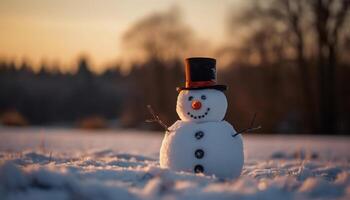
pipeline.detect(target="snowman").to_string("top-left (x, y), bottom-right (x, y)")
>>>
top-left (159, 57), bottom-right (244, 179)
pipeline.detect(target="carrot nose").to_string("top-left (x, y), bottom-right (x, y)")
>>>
top-left (191, 100), bottom-right (202, 110)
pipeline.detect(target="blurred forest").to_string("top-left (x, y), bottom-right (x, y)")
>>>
top-left (0, 0), bottom-right (349, 134)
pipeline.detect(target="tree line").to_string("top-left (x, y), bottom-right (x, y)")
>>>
top-left (0, 0), bottom-right (349, 133)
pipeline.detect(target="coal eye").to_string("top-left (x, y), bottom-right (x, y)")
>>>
top-left (188, 96), bottom-right (193, 101)
top-left (201, 95), bottom-right (206, 100)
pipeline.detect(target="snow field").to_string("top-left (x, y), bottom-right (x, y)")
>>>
top-left (0, 128), bottom-right (349, 200)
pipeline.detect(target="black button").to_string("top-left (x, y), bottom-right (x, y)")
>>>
top-left (195, 131), bottom-right (204, 139)
top-left (194, 165), bottom-right (204, 173)
top-left (195, 149), bottom-right (204, 159)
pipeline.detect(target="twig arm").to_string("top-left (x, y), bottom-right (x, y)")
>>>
top-left (145, 105), bottom-right (170, 132)
top-left (232, 113), bottom-right (261, 137)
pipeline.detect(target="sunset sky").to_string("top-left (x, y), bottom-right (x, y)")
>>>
top-left (0, 0), bottom-right (244, 72)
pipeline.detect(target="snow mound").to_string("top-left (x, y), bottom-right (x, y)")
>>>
top-left (0, 150), bottom-right (349, 200)
top-left (0, 129), bottom-right (349, 200)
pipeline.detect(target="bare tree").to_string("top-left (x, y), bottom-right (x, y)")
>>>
top-left (226, 0), bottom-right (315, 131)
top-left (226, 0), bottom-right (349, 132)
top-left (121, 6), bottom-right (194, 63)
top-left (119, 7), bottom-right (195, 128)
top-left (309, 0), bottom-right (349, 132)
top-left (265, 0), bottom-right (316, 131)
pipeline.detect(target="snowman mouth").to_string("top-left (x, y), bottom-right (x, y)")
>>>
top-left (187, 108), bottom-right (210, 119)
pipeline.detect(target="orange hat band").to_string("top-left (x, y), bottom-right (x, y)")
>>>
top-left (186, 80), bottom-right (216, 88)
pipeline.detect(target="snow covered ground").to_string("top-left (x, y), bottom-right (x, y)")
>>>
top-left (0, 127), bottom-right (349, 200)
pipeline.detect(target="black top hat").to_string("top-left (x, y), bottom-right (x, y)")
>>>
top-left (176, 57), bottom-right (227, 92)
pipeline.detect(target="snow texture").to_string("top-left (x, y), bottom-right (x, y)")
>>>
top-left (0, 127), bottom-right (349, 200)
top-left (160, 120), bottom-right (243, 178)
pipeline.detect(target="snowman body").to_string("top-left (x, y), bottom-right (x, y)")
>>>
top-left (159, 89), bottom-right (244, 178)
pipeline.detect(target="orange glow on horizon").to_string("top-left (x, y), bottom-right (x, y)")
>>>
top-left (0, 0), bottom-right (244, 73)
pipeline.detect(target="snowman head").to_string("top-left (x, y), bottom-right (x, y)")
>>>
top-left (176, 89), bottom-right (228, 122)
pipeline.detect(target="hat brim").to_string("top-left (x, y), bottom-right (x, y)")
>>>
top-left (176, 85), bottom-right (227, 92)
